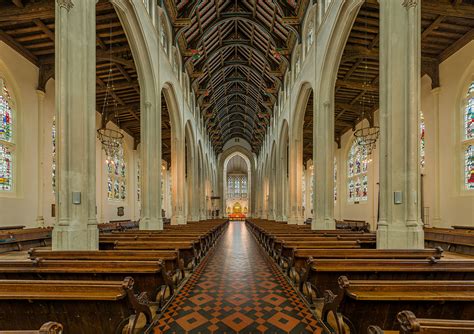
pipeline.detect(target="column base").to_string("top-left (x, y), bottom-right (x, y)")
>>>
top-left (36, 216), bottom-right (45, 227)
top-left (171, 215), bottom-right (186, 225)
top-left (140, 217), bottom-right (164, 230)
top-left (312, 218), bottom-right (336, 230)
top-left (376, 220), bottom-right (424, 249)
top-left (52, 220), bottom-right (98, 250)
top-left (431, 217), bottom-right (442, 228)
top-left (288, 216), bottom-right (304, 225)
top-left (189, 215), bottom-right (201, 222)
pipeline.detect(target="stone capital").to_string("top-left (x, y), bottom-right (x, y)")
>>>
top-left (402, 0), bottom-right (417, 8)
top-left (57, 0), bottom-right (74, 11)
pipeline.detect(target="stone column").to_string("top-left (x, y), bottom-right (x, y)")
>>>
top-left (190, 155), bottom-right (200, 221)
top-left (431, 88), bottom-right (442, 226)
top-left (313, 101), bottom-right (336, 230)
top-left (377, 0), bottom-right (424, 248)
top-left (288, 137), bottom-right (304, 224)
top-left (35, 90), bottom-right (45, 227)
top-left (274, 154), bottom-right (284, 221)
top-left (199, 162), bottom-right (207, 221)
top-left (171, 137), bottom-right (186, 225)
top-left (53, 0), bottom-right (98, 249)
top-left (140, 97), bottom-right (163, 230)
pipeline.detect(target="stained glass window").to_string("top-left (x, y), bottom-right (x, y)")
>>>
top-left (463, 82), bottom-right (474, 190)
top-left (137, 159), bottom-right (141, 202)
top-left (106, 148), bottom-right (126, 200)
top-left (306, 24), bottom-right (314, 53)
top-left (420, 111), bottom-right (425, 169)
top-left (348, 140), bottom-right (368, 202)
top-left (334, 157), bottom-right (337, 202)
top-left (227, 175), bottom-right (247, 199)
top-left (465, 82), bottom-right (473, 140)
top-left (0, 144), bottom-right (12, 191)
top-left (160, 20), bottom-right (168, 55)
top-left (301, 171), bottom-right (306, 210)
top-left (52, 117), bottom-right (56, 193)
top-left (465, 145), bottom-right (473, 190)
top-left (0, 77), bottom-right (14, 192)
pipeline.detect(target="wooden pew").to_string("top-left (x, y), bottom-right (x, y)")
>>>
top-left (424, 227), bottom-right (474, 256)
top-left (286, 248), bottom-right (444, 283)
top-left (322, 277), bottom-right (474, 334)
top-left (28, 248), bottom-right (185, 285)
top-left (0, 278), bottom-right (153, 334)
top-left (0, 322), bottom-right (63, 334)
top-left (0, 259), bottom-right (174, 306)
top-left (368, 310), bottom-right (474, 334)
top-left (103, 240), bottom-right (199, 269)
top-left (0, 226), bottom-right (25, 231)
top-left (0, 228), bottom-right (52, 253)
top-left (337, 219), bottom-right (370, 232)
top-left (300, 258), bottom-right (474, 307)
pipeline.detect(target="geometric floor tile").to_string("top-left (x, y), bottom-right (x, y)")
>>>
top-left (154, 221), bottom-right (325, 334)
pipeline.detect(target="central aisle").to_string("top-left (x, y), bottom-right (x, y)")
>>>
top-left (155, 221), bottom-right (323, 333)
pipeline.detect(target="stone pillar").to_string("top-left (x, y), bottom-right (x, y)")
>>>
top-left (274, 154), bottom-right (284, 221)
top-left (35, 90), bottom-right (45, 227)
top-left (189, 155), bottom-right (200, 221)
top-left (313, 101), bottom-right (336, 230)
top-left (171, 137), bottom-right (186, 225)
top-left (140, 97), bottom-right (163, 230)
top-left (53, 0), bottom-right (98, 249)
top-left (377, 0), bottom-right (424, 248)
top-left (431, 88), bottom-right (442, 226)
top-left (288, 137), bottom-right (304, 224)
top-left (199, 162), bottom-right (207, 221)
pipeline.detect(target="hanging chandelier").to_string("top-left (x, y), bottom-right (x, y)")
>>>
top-left (97, 22), bottom-right (124, 158)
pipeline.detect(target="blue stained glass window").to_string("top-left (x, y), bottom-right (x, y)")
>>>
top-left (0, 77), bottom-right (14, 192)
top-left (463, 82), bottom-right (474, 190)
top-left (348, 140), bottom-right (369, 202)
top-left (106, 148), bottom-right (126, 200)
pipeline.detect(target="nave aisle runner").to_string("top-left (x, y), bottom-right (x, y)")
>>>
top-left (154, 221), bottom-right (323, 333)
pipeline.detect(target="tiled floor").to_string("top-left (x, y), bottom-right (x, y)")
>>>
top-left (154, 221), bottom-right (323, 334)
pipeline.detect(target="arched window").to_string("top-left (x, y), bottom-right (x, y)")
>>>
top-left (0, 77), bottom-right (15, 192)
top-left (227, 175), bottom-right (247, 199)
top-left (160, 19), bottom-right (169, 56)
top-left (137, 159), bottom-right (141, 202)
top-left (306, 23), bottom-right (314, 54)
top-left (106, 148), bottom-right (126, 201)
top-left (420, 111), bottom-right (425, 170)
top-left (294, 49), bottom-right (301, 77)
top-left (347, 141), bottom-right (368, 202)
top-left (334, 157), bottom-right (337, 202)
top-left (463, 81), bottom-right (474, 190)
top-left (52, 116), bottom-right (56, 193)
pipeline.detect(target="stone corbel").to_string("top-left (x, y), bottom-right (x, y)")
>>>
top-left (37, 63), bottom-right (54, 93)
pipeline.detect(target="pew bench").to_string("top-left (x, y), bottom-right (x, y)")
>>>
top-left (0, 228), bottom-right (52, 253)
top-left (300, 258), bottom-right (474, 307)
top-left (322, 277), bottom-right (474, 334)
top-left (0, 278), bottom-right (154, 334)
top-left (103, 240), bottom-right (199, 269)
top-left (0, 259), bottom-right (174, 307)
top-left (286, 248), bottom-right (444, 283)
top-left (368, 310), bottom-right (474, 334)
top-left (0, 322), bottom-right (63, 334)
top-left (27, 248), bottom-right (185, 285)
top-left (424, 227), bottom-right (474, 256)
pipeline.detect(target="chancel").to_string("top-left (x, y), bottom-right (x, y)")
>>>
top-left (0, 0), bottom-right (473, 333)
